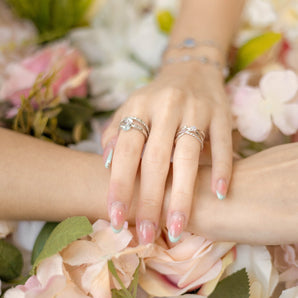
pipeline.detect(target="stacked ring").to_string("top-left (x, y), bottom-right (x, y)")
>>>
top-left (119, 116), bottom-right (150, 139)
top-left (175, 126), bottom-right (205, 150)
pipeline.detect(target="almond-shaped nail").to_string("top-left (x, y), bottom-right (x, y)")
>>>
top-left (168, 212), bottom-right (185, 243)
top-left (110, 201), bottom-right (126, 233)
top-left (216, 178), bottom-right (227, 200)
top-left (104, 148), bottom-right (113, 169)
top-left (138, 220), bottom-right (155, 244)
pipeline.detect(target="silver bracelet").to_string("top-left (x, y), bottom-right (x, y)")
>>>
top-left (167, 38), bottom-right (222, 51)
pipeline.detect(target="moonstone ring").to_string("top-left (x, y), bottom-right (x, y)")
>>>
top-left (175, 126), bottom-right (205, 150)
top-left (119, 116), bottom-right (149, 139)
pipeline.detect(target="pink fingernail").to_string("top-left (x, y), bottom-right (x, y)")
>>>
top-left (110, 201), bottom-right (126, 233)
top-left (168, 212), bottom-right (185, 243)
top-left (216, 178), bottom-right (227, 200)
top-left (138, 220), bottom-right (155, 244)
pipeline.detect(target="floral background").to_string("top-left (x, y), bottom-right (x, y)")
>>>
top-left (0, 0), bottom-right (297, 297)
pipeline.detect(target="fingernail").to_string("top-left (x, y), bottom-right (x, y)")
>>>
top-left (138, 220), bottom-right (155, 244)
top-left (216, 178), bottom-right (227, 200)
top-left (104, 148), bottom-right (113, 169)
top-left (168, 212), bottom-right (185, 243)
top-left (110, 201), bottom-right (126, 233)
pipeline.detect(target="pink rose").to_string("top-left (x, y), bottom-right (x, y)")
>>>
top-left (4, 254), bottom-right (88, 298)
top-left (271, 244), bottom-right (298, 289)
top-left (139, 229), bottom-right (236, 297)
top-left (0, 42), bottom-right (89, 107)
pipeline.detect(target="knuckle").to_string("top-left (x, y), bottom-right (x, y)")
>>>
top-left (172, 189), bottom-right (193, 202)
top-left (140, 196), bottom-right (162, 210)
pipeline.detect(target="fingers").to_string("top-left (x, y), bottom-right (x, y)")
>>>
top-left (107, 114), bottom-right (149, 233)
top-left (137, 116), bottom-right (178, 244)
top-left (167, 114), bottom-right (208, 243)
top-left (210, 108), bottom-right (233, 200)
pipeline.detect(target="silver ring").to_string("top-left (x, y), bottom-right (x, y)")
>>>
top-left (175, 126), bottom-right (205, 150)
top-left (119, 116), bottom-right (149, 139)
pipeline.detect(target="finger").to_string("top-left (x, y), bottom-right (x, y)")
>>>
top-left (108, 116), bottom-right (148, 233)
top-left (168, 120), bottom-right (207, 243)
top-left (210, 109), bottom-right (233, 200)
top-left (137, 116), bottom-right (178, 244)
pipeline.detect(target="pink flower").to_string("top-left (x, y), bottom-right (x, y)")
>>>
top-left (138, 229), bottom-right (236, 297)
top-left (4, 254), bottom-right (88, 298)
top-left (0, 42), bottom-right (89, 107)
top-left (271, 244), bottom-right (298, 289)
top-left (61, 220), bottom-right (148, 298)
top-left (230, 70), bottom-right (298, 142)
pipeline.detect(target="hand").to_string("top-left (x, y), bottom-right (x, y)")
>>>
top-left (101, 62), bottom-right (233, 244)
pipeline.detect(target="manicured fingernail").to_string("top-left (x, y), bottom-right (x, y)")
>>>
top-left (168, 212), bottom-right (185, 243)
top-left (216, 178), bottom-right (227, 200)
top-left (104, 148), bottom-right (113, 169)
top-left (138, 220), bottom-right (155, 244)
top-left (110, 201), bottom-right (126, 233)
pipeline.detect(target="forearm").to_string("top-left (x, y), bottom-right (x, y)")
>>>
top-left (166, 0), bottom-right (246, 58)
top-left (1, 128), bottom-right (297, 244)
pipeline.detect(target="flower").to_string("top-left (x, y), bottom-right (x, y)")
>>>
top-left (0, 42), bottom-right (89, 107)
top-left (224, 245), bottom-right (279, 298)
top-left (271, 244), bottom-right (298, 289)
top-left (139, 229), bottom-right (235, 297)
top-left (0, 220), bottom-right (16, 238)
top-left (279, 286), bottom-right (298, 298)
top-left (4, 254), bottom-right (88, 298)
top-left (61, 219), bottom-right (148, 298)
top-left (230, 70), bottom-right (298, 142)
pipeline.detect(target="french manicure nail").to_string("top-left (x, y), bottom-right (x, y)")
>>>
top-left (138, 220), bottom-right (155, 244)
top-left (216, 178), bottom-right (227, 200)
top-left (110, 201), bottom-right (126, 233)
top-left (168, 212), bottom-right (185, 243)
top-left (104, 148), bottom-right (113, 169)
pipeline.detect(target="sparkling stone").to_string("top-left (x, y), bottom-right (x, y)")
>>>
top-left (183, 38), bottom-right (196, 48)
top-left (121, 118), bottom-right (133, 131)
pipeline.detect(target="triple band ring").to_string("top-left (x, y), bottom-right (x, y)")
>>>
top-left (175, 126), bottom-right (205, 150)
top-left (119, 116), bottom-right (150, 139)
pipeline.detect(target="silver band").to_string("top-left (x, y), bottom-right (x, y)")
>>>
top-left (119, 117), bottom-right (149, 139)
top-left (175, 126), bottom-right (205, 150)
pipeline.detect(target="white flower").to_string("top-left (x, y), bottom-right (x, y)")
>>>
top-left (89, 58), bottom-right (150, 110)
top-left (224, 245), bottom-right (279, 298)
top-left (0, 220), bottom-right (16, 238)
top-left (279, 286), bottom-right (298, 298)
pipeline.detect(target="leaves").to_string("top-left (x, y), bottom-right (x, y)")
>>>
top-left (109, 260), bottom-right (140, 298)
top-left (6, 0), bottom-right (95, 42)
top-left (31, 222), bottom-right (59, 265)
top-left (0, 239), bottom-right (23, 282)
top-left (31, 216), bottom-right (92, 274)
top-left (232, 32), bottom-right (282, 74)
top-left (209, 268), bottom-right (250, 298)
top-left (156, 10), bottom-right (175, 34)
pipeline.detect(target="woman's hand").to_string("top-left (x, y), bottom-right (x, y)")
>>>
top-left (101, 62), bottom-right (233, 244)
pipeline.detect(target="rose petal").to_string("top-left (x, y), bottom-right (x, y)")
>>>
top-left (279, 286), bottom-right (298, 298)
top-left (260, 70), bottom-right (298, 103)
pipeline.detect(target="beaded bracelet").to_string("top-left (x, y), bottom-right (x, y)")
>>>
top-left (166, 38), bottom-right (222, 51)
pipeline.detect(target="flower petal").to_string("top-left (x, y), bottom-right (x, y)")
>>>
top-left (260, 70), bottom-right (298, 103)
top-left (272, 103), bottom-right (298, 135)
top-left (279, 286), bottom-right (298, 298)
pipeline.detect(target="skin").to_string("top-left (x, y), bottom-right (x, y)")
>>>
top-left (102, 0), bottom-right (246, 244)
top-left (1, 128), bottom-right (297, 245)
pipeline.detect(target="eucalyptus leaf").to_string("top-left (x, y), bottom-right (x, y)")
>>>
top-left (31, 222), bottom-right (59, 265)
top-left (233, 32), bottom-right (282, 74)
top-left (209, 268), bottom-right (250, 298)
top-left (0, 239), bottom-right (23, 282)
top-left (31, 216), bottom-right (92, 274)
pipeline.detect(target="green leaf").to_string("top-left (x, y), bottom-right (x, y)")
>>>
top-left (209, 268), bottom-right (250, 298)
top-left (0, 239), bottom-right (23, 282)
top-left (31, 216), bottom-right (92, 274)
top-left (58, 98), bottom-right (94, 129)
top-left (233, 32), bottom-right (282, 74)
top-left (156, 10), bottom-right (174, 34)
top-left (31, 222), bottom-right (59, 265)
